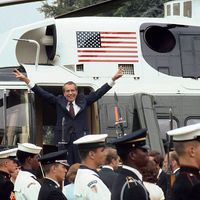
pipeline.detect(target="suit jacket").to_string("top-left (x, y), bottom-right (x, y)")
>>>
top-left (98, 167), bottom-right (118, 191)
top-left (38, 178), bottom-right (67, 200)
top-left (31, 83), bottom-right (112, 144)
top-left (111, 167), bottom-right (150, 200)
top-left (157, 170), bottom-right (168, 199)
top-left (171, 166), bottom-right (200, 200)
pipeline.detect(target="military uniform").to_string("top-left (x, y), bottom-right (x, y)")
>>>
top-left (110, 129), bottom-right (150, 200)
top-left (111, 165), bottom-right (149, 200)
top-left (14, 169), bottom-right (41, 200)
top-left (38, 178), bottom-right (67, 200)
top-left (0, 170), bottom-right (14, 200)
top-left (171, 166), bottom-right (200, 200)
top-left (74, 165), bottom-right (111, 200)
top-left (14, 143), bottom-right (42, 200)
top-left (38, 150), bottom-right (69, 200)
top-left (167, 123), bottom-right (200, 200)
top-left (0, 148), bottom-right (18, 200)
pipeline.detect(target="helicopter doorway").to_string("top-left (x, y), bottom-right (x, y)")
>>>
top-left (34, 85), bottom-right (99, 146)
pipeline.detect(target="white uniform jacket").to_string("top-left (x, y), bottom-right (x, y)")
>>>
top-left (14, 170), bottom-right (41, 200)
top-left (74, 167), bottom-right (111, 200)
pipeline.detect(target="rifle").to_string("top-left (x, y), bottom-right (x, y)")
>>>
top-left (114, 92), bottom-right (126, 137)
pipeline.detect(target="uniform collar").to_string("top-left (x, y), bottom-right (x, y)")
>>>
top-left (180, 166), bottom-right (200, 175)
top-left (45, 177), bottom-right (60, 187)
top-left (122, 165), bottom-right (143, 180)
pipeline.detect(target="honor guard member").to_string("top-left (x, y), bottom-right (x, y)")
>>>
top-left (73, 134), bottom-right (111, 200)
top-left (14, 143), bottom-right (42, 200)
top-left (0, 148), bottom-right (18, 200)
top-left (38, 150), bottom-right (69, 200)
top-left (167, 123), bottom-right (200, 200)
top-left (111, 129), bottom-right (150, 200)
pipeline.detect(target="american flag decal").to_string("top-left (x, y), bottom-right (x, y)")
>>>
top-left (76, 31), bottom-right (138, 63)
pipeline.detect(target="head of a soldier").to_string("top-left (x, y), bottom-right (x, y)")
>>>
top-left (112, 129), bottom-right (149, 170)
top-left (167, 123), bottom-right (200, 169)
top-left (16, 143), bottom-right (42, 170)
top-left (0, 148), bottom-right (18, 174)
top-left (63, 81), bottom-right (78, 103)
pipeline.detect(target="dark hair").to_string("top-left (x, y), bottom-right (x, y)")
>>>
top-left (62, 81), bottom-right (78, 92)
top-left (140, 160), bottom-right (158, 183)
top-left (104, 148), bottom-right (118, 165)
top-left (16, 150), bottom-right (35, 165)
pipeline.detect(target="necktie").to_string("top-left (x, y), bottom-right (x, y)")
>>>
top-left (69, 102), bottom-right (75, 118)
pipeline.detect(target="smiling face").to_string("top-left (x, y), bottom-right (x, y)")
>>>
top-left (63, 82), bottom-right (78, 102)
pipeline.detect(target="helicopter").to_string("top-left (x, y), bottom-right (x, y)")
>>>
top-left (0, 0), bottom-right (200, 154)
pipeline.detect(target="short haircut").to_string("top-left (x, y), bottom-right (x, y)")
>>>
top-left (62, 81), bottom-right (78, 92)
top-left (170, 151), bottom-right (180, 166)
top-left (174, 141), bottom-right (200, 157)
top-left (42, 163), bottom-right (59, 174)
top-left (78, 148), bottom-right (98, 160)
top-left (104, 148), bottom-right (118, 165)
top-left (149, 150), bottom-right (164, 168)
top-left (16, 150), bottom-right (36, 165)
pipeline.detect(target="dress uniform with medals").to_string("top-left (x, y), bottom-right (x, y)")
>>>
top-left (38, 150), bottom-right (69, 200)
top-left (167, 123), bottom-right (200, 200)
top-left (0, 148), bottom-right (18, 200)
top-left (111, 129), bottom-right (150, 200)
top-left (14, 143), bottom-right (42, 200)
top-left (73, 134), bottom-right (111, 200)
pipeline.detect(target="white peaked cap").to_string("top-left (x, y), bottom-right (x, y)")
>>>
top-left (18, 143), bottom-right (42, 154)
top-left (167, 123), bottom-right (200, 142)
top-left (0, 148), bottom-right (18, 159)
top-left (73, 134), bottom-right (108, 145)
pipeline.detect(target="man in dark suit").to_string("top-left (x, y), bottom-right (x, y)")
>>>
top-left (38, 150), bottom-right (69, 200)
top-left (98, 147), bottom-right (120, 191)
top-left (14, 67), bottom-right (124, 165)
top-left (111, 129), bottom-right (150, 200)
top-left (167, 123), bottom-right (200, 200)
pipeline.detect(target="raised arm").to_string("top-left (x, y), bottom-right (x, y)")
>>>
top-left (13, 69), bottom-right (30, 85)
top-left (112, 66), bottom-right (124, 81)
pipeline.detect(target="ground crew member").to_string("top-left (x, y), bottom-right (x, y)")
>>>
top-left (73, 134), bottom-right (111, 200)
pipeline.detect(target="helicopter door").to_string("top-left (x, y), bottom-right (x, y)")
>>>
top-left (179, 34), bottom-right (200, 78)
top-left (128, 93), bottom-right (165, 154)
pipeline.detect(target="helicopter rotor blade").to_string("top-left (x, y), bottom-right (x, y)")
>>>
top-left (0, 0), bottom-right (42, 7)
top-left (56, 0), bottom-right (129, 18)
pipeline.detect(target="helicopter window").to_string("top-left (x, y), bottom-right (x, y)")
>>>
top-left (144, 26), bottom-right (176, 53)
top-left (157, 118), bottom-right (178, 140)
top-left (0, 89), bottom-right (29, 146)
top-left (185, 117), bottom-right (200, 126)
top-left (166, 4), bottom-right (171, 16)
top-left (0, 67), bottom-right (26, 81)
top-left (184, 1), bottom-right (192, 18)
top-left (118, 64), bottom-right (134, 75)
top-left (76, 64), bottom-right (84, 72)
top-left (173, 3), bottom-right (180, 16)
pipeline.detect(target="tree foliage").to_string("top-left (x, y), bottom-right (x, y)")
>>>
top-left (39, 0), bottom-right (170, 18)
